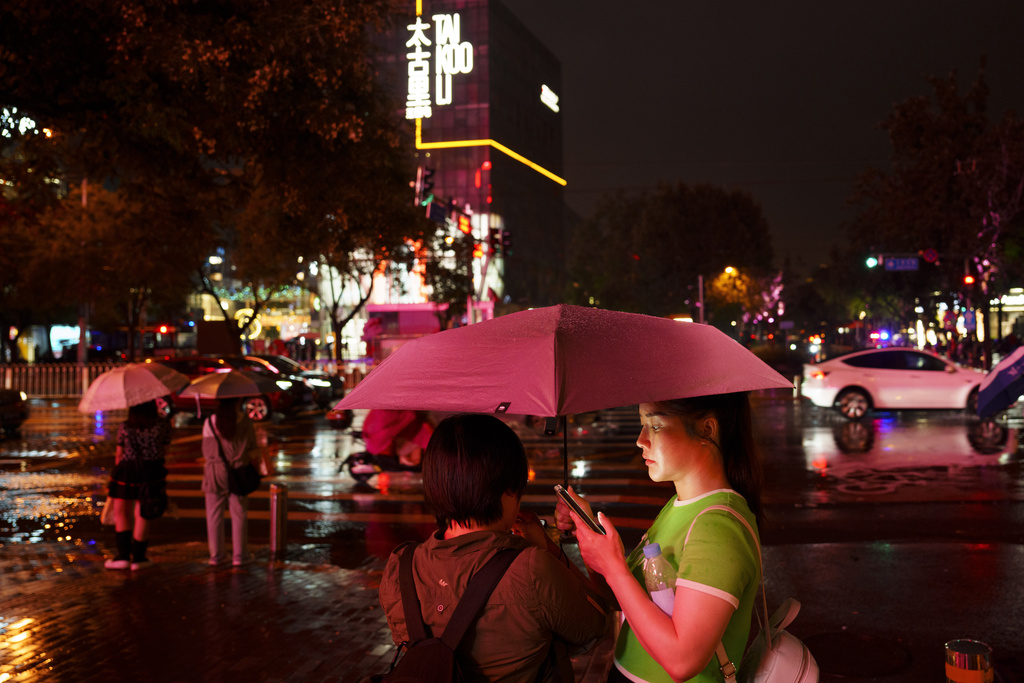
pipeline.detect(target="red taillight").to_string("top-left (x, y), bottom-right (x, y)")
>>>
top-left (808, 368), bottom-right (828, 380)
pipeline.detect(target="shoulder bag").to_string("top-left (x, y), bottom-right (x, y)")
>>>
top-left (210, 418), bottom-right (262, 496)
top-left (687, 505), bottom-right (819, 683)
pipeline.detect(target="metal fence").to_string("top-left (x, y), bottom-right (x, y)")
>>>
top-left (1, 361), bottom-right (373, 398)
top-left (1, 363), bottom-right (124, 398)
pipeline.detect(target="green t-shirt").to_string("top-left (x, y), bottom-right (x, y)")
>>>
top-left (613, 489), bottom-right (760, 683)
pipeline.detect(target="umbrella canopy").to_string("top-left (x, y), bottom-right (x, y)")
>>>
top-left (336, 304), bottom-right (793, 416)
top-left (78, 362), bottom-right (189, 413)
top-left (977, 346), bottom-right (1024, 418)
top-left (180, 370), bottom-right (281, 400)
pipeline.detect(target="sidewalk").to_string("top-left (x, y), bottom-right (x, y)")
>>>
top-left (0, 539), bottom-right (613, 683)
top-left (2, 539), bottom-right (1021, 682)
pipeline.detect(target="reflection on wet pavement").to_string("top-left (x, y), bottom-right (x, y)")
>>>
top-left (758, 399), bottom-right (1024, 504)
top-left (0, 472), bottom-right (107, 543)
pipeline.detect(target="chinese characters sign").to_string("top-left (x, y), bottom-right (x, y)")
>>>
top-left (405, 13), bottom-right (474, 119)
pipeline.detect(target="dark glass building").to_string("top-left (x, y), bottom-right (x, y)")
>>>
top-left (380, 0), bottom-right (566, 307)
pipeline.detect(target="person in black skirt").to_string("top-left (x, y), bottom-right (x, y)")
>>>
top-left (104, 399), bottom-right (170, 571)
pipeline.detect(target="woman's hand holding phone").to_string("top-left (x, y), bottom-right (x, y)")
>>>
top-left (554, 485), bottom-right (605, 534)
top-left (553, 484), bottom-right (589, 532)
top-left (554, 485), bottom-right (625, 580)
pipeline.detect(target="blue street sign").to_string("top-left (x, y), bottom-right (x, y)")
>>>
top-left (884, 257), bottom-right (919, 271)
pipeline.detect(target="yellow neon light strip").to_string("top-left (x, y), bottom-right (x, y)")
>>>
top-left (415, 118), bottom-right (566, 186)
top-left (415, 0), bottom-right (422, 16)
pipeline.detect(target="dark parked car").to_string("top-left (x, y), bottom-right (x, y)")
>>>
top-left (0, 389), bottom-right (29, 436)
top-left (246, 355), bottom-right (345, 408)
top-left (152, 355), bottom-right (313, 422)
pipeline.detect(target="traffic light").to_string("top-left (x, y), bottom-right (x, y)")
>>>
top-left (488, 227), bottom-right (500, 254)
top-left (500, 230), bottom-right (512, 255)
top-left (420, 167), bottom-right (435, 206)
top-left (963, 274), bottom-right (976, 285)
top-left (865, 256), bottom-right (879, 268)
top-left (413, 167), bottom-right (423, 206)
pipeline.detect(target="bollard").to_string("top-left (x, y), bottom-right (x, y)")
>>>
top-left (945, 639), bottom-right (993, 683)
top-left (792, 374), bottom-right (802, 400)
top-left (269, 483), bottom-right (288, 560)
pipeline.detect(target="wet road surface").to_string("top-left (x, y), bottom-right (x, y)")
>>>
top-left (3, 392), bottom-right (1024, 552)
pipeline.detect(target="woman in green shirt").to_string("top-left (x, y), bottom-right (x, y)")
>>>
top-left (556, 392), bottom-right (763, 683)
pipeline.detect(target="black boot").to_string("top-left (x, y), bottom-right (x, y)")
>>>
top-left (105, 531), bottom-right (132, 569)
top-left (130, 538), bottom-right (150, 571)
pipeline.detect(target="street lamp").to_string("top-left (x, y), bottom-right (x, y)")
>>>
top-left (698, 275), bottom-right (704, 324)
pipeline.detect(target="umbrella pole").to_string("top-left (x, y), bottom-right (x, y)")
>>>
top-left (562, 416), bottom-right (568, 488)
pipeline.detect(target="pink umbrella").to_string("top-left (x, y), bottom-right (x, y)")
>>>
top-left (336, 304), bottom-right (792, 417)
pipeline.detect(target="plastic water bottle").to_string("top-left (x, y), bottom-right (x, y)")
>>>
top-left (642, 543), bottom-right (675, 616)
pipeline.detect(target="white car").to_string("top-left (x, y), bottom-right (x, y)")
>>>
top-left (801, 348), bottom-right (986, 419)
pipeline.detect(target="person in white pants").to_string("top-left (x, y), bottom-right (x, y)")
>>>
top-left (201, 397), bottom-right (264, 567)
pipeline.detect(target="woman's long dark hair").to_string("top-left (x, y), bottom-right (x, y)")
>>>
top-left (214, 398), bottom-right (241, 440)
top-left (659, 392), bottom-right (765, 529)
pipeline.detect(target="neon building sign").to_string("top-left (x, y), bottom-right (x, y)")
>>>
top-left (405, 2), bottom-right (565, 187)
top-left (405, 13), bottom-right (474, 118)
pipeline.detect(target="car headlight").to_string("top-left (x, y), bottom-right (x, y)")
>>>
top-left (307, 379), bottom-right (331, 387)
top-left (19, 391), bottom-right (28, 401)
top-left (276, 380), bottom-right (293, 390)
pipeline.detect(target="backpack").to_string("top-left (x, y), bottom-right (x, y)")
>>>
top-left (692, 505), bottom-right (819, 683)
top-left (369, 542), bottom-right (523, 683)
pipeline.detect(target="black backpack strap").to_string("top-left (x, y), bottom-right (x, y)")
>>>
top-left (438, 547), bottom-right (523, 650)
top-left (396, 542), bottom-right (429, 642)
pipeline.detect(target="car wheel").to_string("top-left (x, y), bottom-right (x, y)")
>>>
top-left (837, 389), bottom-right (870, 420)
top-left (967, 419), bottom-right (1006, 454)
top-left (833, 420), bottom-right (874, 453)
top-left (243, 396), bottom-right (272, 422)
top-left (966, 388), bottom-right (980, 416)
top-left (155, 395), bottom-right (174, 419)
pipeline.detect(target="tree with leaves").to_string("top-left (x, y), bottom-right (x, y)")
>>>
top-left (566, 183), bottom-right (776, 323)
top-left (850, 67), bottom-right (1024, 332)
top-left (1, 0), bottom-right (424, 355)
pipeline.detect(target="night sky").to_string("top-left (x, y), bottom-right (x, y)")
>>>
top-left (505, 1), bottom-right (1024, 269)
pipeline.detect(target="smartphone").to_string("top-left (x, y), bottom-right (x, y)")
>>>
top-left (554, 484), bottom-right (606, 535)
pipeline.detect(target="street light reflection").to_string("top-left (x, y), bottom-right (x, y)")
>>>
top-left (0, 617), bottom-right (35, 662)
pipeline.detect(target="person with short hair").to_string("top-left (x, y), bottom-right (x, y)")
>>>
top-left (379, 413), bottom-right (608, 683)
top-left (557, 393), bottom-right (763, 683)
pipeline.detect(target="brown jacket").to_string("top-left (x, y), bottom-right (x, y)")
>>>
top-left (379, 530), bottom-right (607, 683)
